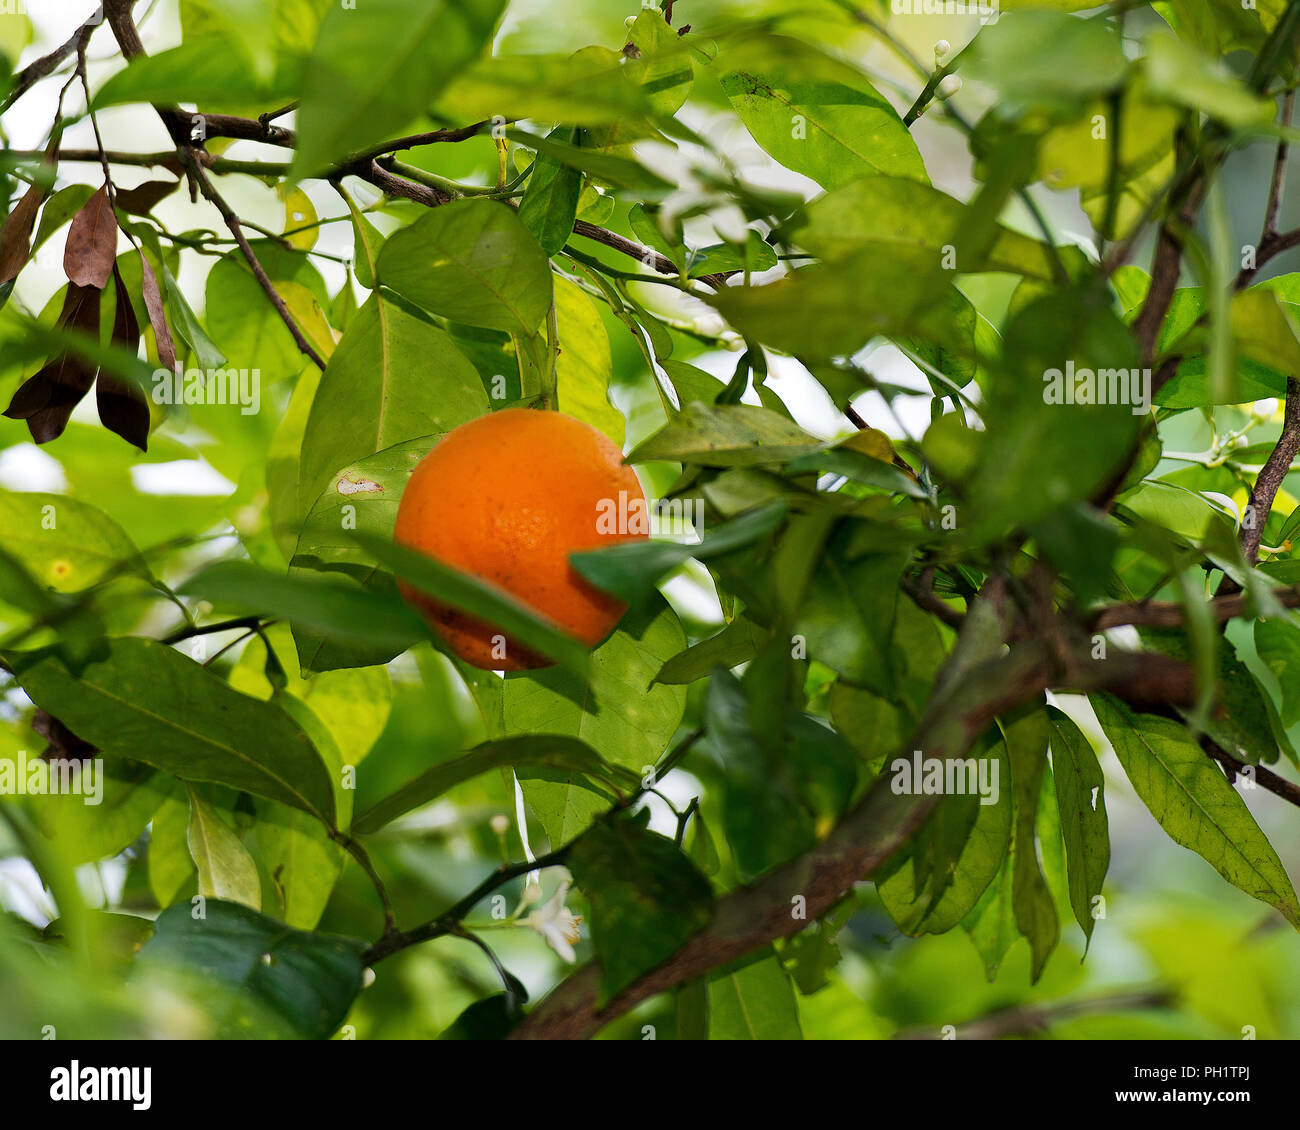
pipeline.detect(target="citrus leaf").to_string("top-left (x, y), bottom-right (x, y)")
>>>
top-left (8, 639), bottom-right (338, 826)
top-left (1094, 695), bottom-right (1300, 926)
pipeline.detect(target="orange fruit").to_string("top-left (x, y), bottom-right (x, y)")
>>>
top-left (393, 408), bottom-right (647, 670)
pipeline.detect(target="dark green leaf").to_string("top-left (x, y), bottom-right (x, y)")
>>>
top-left (136, 901), bottom-right (364, 1039)
top-left (569, 811), bottom-right (713, 1005)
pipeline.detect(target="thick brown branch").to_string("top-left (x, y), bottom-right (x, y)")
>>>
top-left (1090, 585), bottom-right (1300, 631)
top-left (509, 632), bottom-right (1185, 1039)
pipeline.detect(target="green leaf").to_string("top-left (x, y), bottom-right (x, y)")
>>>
top-left (1093, 695), bottom-right (1300, 926)
top-left (232, 625), bottom-right (391, 768)
top-left (505, 596), bottom-right (686, 845)
top-left (376, 199), bottom-right (553, 335)
top-left (655, 617), bottom-right (770, 685)
top-left (289, 435), bottom-right (439, 672)
top-left (706, 948), bottom-right (803, 1040)
top-left (959, 286), bottom-right (1143, 541)
top-left (518, 128), bottom-right (585, 257)
top-left (964, 10), bottom-right (1128, 109)
top-left (877, 730), bottom-right (1011, 934)
top-left (568, 811), bottom-right (713, 1005)
top-left (136, 900), bottom-right (364, 1039)
top-left (628, 402), bottom-right (819, 467)
top-left (962, 853), bottom-right (1017, 981)
top-left (703, 668), bottom-right (815, 877)
top-left (794, 544), bottom-right (910, 698)
top-left (344, 194), bottom-right (385, 290)
top-left (186, 788), bottom-right (262, 912)
top-left (1004, 708), bottom-right (1059, 981)
top-left (1255, 617), bottom-right (1300, 727)
top-left (1138, 626), bottom-right (1289, 765)
top-left (92, 36), bottom-right (295, 110)
top-left (784, 445), bottom-right (927, 498)
top-left (163, 266), bottom-right (226, 370)
top-left (719, 35), bottom-right (926, 188)
top-left (9, 639), bottom-right (337, 826)
top-left (31, 185), bottom-right (95, 255)
top-left (352, 735), bottom-right (637, 835)
top-left (554, 276), bottom-right (622, 445)
top-left (1144, 33), bottom-right (1274, 127)
top-left (350, 532), bottom-right (592, 677)
top-left (32, 762), bottom-right (174, 866)
top-left (0, 491), bottom-right (146, 592)
top-left (249, 799), bottom-right (343, 931)
top-left (572, 503), bottom-right (786, 605)
top-left (181, 560), bottom-right (430, 656)
top-left (509, 126), bottom-right (673, 196)
top-left (791, 175), bottom-right (1057, 281)
top-left (292, 0), bottom-right (506, 177)
top-left (1047, 706), bottom-right (1109, 946)
top-left (205, 247), bottom-right (326, 384)
top-left (438, 993), bottom-right (524, 1040)
top-left (686, 233), bottom-right (778, 279)
top-left (149, 789), bottom-right (195, 908)
top-left (296, 293), bottom-right (487, 520)
top-left (711, 247), bottom-right (962, 362)
top-left (624, 9), bottom-right (694, 117)
top-left (437, 51), bottom-right (656, 126)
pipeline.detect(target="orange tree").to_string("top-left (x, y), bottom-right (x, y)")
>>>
top-left (2, 0), bottom-right (1300, 1040)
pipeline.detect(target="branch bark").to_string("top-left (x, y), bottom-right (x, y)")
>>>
top-left (1242, 376), bottom-right (1300, 563)
top-left (1090, 584), bottom-right (1300, 630)
top-left (893, 988), bottom-right (1175, 1040)
top-left (0, 15), bottom-right (97, 112)
top-left (509, 631), bottom-right (1191, 1039)
top-left (183, 155), bottom-right (327, 370)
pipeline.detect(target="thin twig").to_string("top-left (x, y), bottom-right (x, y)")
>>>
top-left (893, 989), bottom-right (1175, 1040)
top-left (1204, 735), bottom-right (1300, 809)
top-left (160, 615), bottom-right (264, 645)
top-left (334, 833), bottom-right (396, 935)
top-left (183, 155), bottom-right (327, 370)
top-left (1242, 376), bottom-right (1300, 563)
top-left (363, 844), bottom-right (571, 966)
top-left (0, 17), bottom-right (97, 112)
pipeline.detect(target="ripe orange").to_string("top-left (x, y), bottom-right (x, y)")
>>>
top-left (393, 408), bottom-right (647, 670)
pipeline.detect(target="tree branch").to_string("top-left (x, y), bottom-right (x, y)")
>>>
top-left (0, 15), bottom-right (98, 112)
top-left (1203, 734), bottom-right (1300, 809)
top-left (509, 621), bottom-right (1188, 1039)
top-left (893, 988), bottom-right (1175, 1040)
top-left (362, 844), bottom-right (572, 966)
top-left (1242, 376), bottom-right (1300, 563)
top-left (1089, 585), bottom-right (1300, 630)
top-left (183, 154), bottom-right (327, 370)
